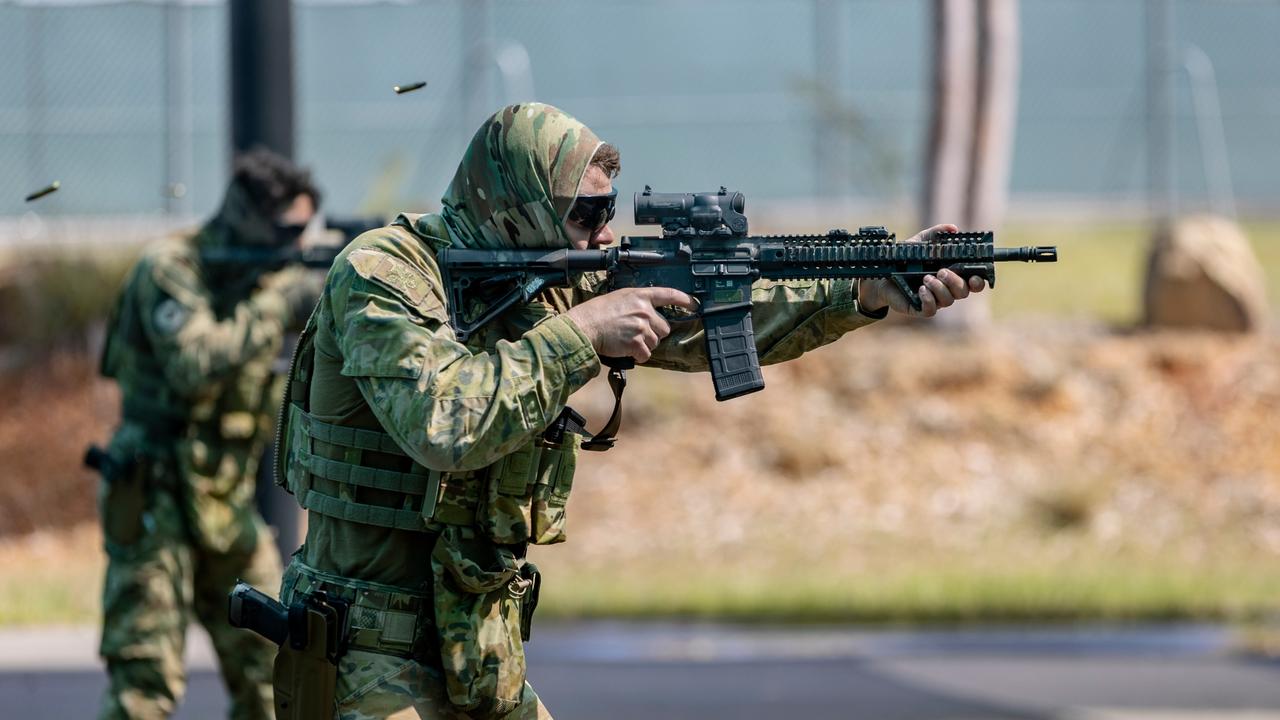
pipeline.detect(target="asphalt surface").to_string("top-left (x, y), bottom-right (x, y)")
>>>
top-left (3, 623), bottom-right (1279, 719)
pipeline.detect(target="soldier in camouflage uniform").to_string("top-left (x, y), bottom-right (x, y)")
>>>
top-left (97, 149), bottom-right (322, 720)
top-left (274, 103), bottom-right (984, 720)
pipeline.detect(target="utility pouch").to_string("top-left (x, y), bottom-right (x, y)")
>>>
top-left (479, 443), bottom-right (541, 545)
top-left (272, 591), bottom-right (347, 720)
top-left (431, 525), bottom-right (527, 719)
top-left (480, 406), bottom-right (583, 547)
top-left (88, 445), bottom-right (148, 551)
top-left (531, 431), bottom-right (578, 545)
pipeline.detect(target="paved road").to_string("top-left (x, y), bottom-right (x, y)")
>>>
top-left (3, 623), bottom-right (1279, 719)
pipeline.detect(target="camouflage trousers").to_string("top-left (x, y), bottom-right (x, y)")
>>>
top-left (98, 501), bottom-right (282, 720)
top-left (329, 650), bottom-right (552, 720)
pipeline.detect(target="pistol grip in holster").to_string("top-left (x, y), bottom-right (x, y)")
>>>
top-left (87, 444), bottom-right (151, 549)
top-left (701, 303), bottom-right (765, 401)
top-left (272, 591), bottom-right (349, 720)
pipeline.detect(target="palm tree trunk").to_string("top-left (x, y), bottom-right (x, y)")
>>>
top-left (923, 0), bottom-right (1019, 329)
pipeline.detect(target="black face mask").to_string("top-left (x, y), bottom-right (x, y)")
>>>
top-left (567, 189), bottom-right (617, 233)
top-left (273, 221), bottom-right (308, 248)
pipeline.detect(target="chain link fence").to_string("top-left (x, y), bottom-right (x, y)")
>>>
top-left (1, 0), bottom-right (1278, 245)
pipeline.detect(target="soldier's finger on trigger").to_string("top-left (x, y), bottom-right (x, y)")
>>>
top-left (645, 286), bottom-right (697, 310)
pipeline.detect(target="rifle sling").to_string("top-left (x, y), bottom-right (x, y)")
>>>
top-left (580, 356), bottom-right (632, 451)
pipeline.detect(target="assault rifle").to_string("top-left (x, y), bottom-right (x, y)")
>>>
top-left (200, 216), bottom-right (385, 270)
top-left (440, 187), bottom-right (1057, 402)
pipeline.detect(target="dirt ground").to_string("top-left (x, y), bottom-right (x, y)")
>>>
top-left (0, 354), bottom-right (116, 536)
top-left (4, 320), bottom-right (1280, 550)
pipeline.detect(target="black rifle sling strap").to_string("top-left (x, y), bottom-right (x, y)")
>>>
top-left (580, 356), bottom-right (633, 451)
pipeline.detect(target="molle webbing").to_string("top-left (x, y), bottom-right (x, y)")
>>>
top-left (289, 404), bottom-right (480, 532)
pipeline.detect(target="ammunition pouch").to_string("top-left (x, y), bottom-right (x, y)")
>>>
top-left (480, 426), bottom-right (579, 546)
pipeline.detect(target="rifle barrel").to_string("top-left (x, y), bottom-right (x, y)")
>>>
top-left (994, 246), bottom-right (1058, 262)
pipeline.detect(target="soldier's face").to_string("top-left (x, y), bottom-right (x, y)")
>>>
top-left (280, 193), bottom-right (315, 227)
top-left (566, 165), bottom-right (616, 250)
top-left (275, 193), bottom-right (316, 249)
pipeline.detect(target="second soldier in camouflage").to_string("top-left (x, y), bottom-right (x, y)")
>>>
top-left (96, 150), bottom-right (322, 720)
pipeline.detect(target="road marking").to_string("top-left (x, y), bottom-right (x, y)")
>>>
top-left (1067, 710), bottom-right (1280, 720)
top-left (0, 626), bottom-right (215, 671)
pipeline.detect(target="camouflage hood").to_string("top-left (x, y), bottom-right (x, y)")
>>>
top-left (196, 179), bottom-right (278, 252)
top-left (439, 103), bottom-right (604, 250)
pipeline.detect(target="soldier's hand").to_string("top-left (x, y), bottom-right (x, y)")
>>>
top-left (563, 287), bottom-right (698, 363)
top-left (857, 223), bottom-right (987, 318)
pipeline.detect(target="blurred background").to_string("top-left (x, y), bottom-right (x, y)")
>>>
top-left (2, 0), bottom-right (1280, 718)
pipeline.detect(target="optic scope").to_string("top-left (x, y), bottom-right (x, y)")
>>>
top-left (633, 185), bottom-right (748, 236)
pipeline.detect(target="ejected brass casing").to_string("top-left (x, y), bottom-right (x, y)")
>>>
top-left (393, 81), bottom-right (427, 95)
top-left (25, 180), bottom-right (60, 202)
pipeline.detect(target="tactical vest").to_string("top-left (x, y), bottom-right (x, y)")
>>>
top-left (275, 239), bottom-right (579, 547)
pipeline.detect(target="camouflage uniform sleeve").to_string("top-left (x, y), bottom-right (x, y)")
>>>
top-left (331, 248), bottom-right (600, 472)
top-left (140, 252), bottom-right (290, 397)
top-left (561, 273), bottom-right (881, 373)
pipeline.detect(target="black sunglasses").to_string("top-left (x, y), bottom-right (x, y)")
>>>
top-left (568, 189), bottom-right (617, 232)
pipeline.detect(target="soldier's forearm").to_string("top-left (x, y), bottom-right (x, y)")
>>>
top-left (356, 317), bottom-right (599, 472)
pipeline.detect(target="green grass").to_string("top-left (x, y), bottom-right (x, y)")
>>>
top-left (0, 527), bottom-right (103, 626)
top-left (535, 546), bottom-right (1280, 624)
top-left (0, 572), bottom-right (101, 626)
top-left (11, 544), bottom-right (1279, 627)
top-left (990, 219), bottom-right (1280, 324)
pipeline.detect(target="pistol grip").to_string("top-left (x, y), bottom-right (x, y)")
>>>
top-left (702, 304), bottom-right (764, 401)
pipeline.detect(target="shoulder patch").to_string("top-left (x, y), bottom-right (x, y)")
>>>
top-left (347, 248), bottom-right (444, 317)
top-left (152, 297), bottom-right (190, 336)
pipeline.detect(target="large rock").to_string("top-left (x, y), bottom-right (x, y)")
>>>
top-left (1143, 214), bottom-right (1268, 332)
